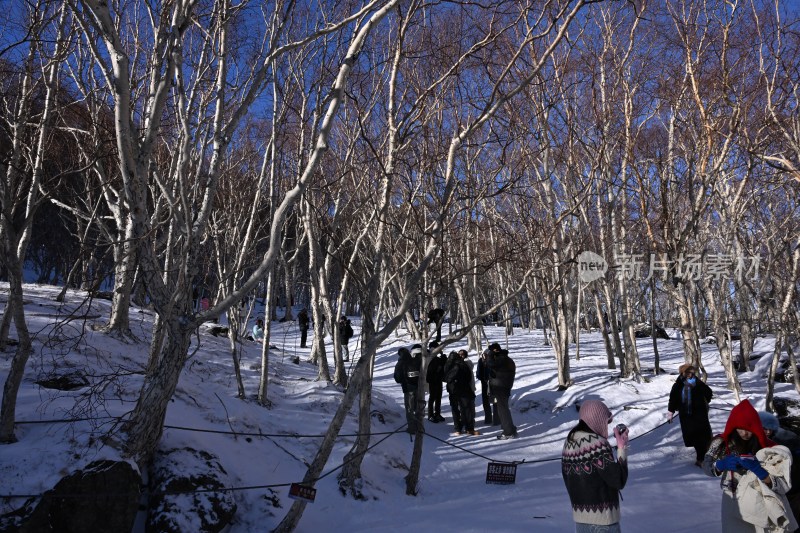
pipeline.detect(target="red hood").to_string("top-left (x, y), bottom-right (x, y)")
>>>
top-left (721, 399), bottom-right (774, 449)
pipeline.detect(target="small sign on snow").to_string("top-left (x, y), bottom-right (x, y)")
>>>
top-left (486, 462), bottom-right (517, 485)
top-left (288, 483), bottom-right (317, 503)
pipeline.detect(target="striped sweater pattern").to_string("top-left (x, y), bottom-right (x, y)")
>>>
top-left (562, 429), bottom-right (628, 526)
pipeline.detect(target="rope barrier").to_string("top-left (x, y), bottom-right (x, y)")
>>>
top-left (15, 417), bottom-right (115, 425)
top-left (632, 418), bottom-right (672, 441)
top-left (0, 424), bottom-right (409, 501)
top-left (417, 417), bottom-right (675, 466)
top-left (312, 424), bottom-right (407, 483)
top-left (15, 417), bottom-right (397, 438)
top-left (3, 410), bottom-right (680, 501)
top-left (423, 431), bottom-right (503, 463)
top-left (163, 424), bottom-right (399, 439)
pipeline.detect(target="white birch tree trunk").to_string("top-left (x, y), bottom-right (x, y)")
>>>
top-left (0, 3), bottom-right (71, 441)
top-left (766, 241), bottom-right (800, 410)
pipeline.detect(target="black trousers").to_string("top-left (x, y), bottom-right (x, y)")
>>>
top-left (300, 328), bottom-right (307, 347)
top-left (428, 382), bottom-right (442, 417)
top-left (480, 380), bottom-right (498, 423)
top-left (692, 434), bottom-right (711, 462)
top-left (457, 395), bottom-right (476, 432)
top-left (404, 391), bottom-right (419, 433)
top-left (494, 391), bottom-right (516, 436)
top-left (448, 391), bottom-right (462, 432)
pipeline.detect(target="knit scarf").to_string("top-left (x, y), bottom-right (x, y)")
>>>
top-left (681, 380), bottom-right (694, 415)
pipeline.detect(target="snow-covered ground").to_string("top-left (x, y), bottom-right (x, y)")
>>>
top-left (1, 283), bottom-right (796, 531)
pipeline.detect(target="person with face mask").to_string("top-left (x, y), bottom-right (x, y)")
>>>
top-left (668, 363), bottom-right (713, 467)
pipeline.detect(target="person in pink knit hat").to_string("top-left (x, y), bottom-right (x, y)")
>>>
top-left (562, 399), bottom-right (630, 532)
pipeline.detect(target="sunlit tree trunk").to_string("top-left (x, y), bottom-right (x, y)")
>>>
top-left (766, 241), bottom-right (800, 411)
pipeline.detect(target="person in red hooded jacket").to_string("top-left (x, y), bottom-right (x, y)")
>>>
top-left (703, 399), bottom-right (796, 532)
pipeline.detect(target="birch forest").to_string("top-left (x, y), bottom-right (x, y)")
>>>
top-left (1, 0), bottom-right (799, 509)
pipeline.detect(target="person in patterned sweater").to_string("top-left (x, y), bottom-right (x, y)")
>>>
top-left (562, 400), bottom-right (630, 532)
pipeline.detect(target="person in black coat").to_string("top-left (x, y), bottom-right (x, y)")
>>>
top-left (476, 349), bottom-right (500, 425)
top-left (427, 308), bottom-right (445, 343)
top-left (445, 350), bottom-right (478, 435)
top-left (426, 344), bottom-right (446, 423)
top-left (487, 343), bottom-right (517, 439)
top-left (395, 346), bottom-right (422, 434)
top-left (338, 316), bottom-right (354, 361)
top-left (297, 309), bottom-right (309, 348)
top-left (443, 351), bottom-right (463, 434)
top-left (668, 363), bottom-right (713, 466)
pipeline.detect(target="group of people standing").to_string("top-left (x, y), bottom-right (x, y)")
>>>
top-left (258, 309), bottom-right (800, 531)
top-left (393, 341), bottom-right (518, 440)
top-left (562, 362), bottom-right (800, 533)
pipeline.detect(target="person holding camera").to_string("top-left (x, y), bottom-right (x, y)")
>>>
top-left (443, 351), bottom-right (463, 435)
top-left (487, 342), bottom-right (517, 439)
top-left (476, 348), bottom-right (499, 425)
top-left (426, 342), bottom-right (446, 423)
top-left (394, 346), bottom-right (422, 435)
top-left (444, 350), bottom-right (479, 436)
top-left (562, 400), bottom-right (629, 532)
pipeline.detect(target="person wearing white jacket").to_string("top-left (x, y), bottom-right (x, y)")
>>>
top-left (736, 445), bottom-right (797, 532)
top-left (704, 399), bottom-right (796, 533)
